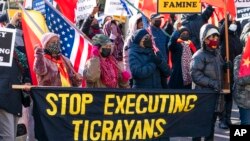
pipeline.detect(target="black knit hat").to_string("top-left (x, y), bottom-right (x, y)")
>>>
top-left (132, 29), bottom-right (149, 44)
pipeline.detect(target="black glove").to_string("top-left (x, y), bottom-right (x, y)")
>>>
top-left (208, 80), bottom-right (220, 92)
top-left (150, 53), bottom-right (162, 65)
top-left (224, 61), bottom-right (233, 70)
top-left (207, 5), bottom-right (214, 12)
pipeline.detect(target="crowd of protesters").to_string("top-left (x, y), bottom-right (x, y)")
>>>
top-left (1, 4), bottom-right (250, 141)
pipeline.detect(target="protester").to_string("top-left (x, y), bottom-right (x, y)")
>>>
top-left (34, 32), bottom-right (83, 87)
top-left (123, 13), bottom-right (143, 87)
top-left (129, 29), bottom-right (171, 88)
top-left (149, 13), bottom-right (170, 88)
top-left (233, 36), bottom-right (250, 125)
top-left (83, 34), bottom-right (130, 88)
top-left (190, 24), bottom-right (225, 141)
top-left (0, 11), bottom-right (30, 141)
top-left (168, 26), bottom-right (196, 89)
top-left (102, 15), bottom-right (112, 27)
top-left (80, 6), bottom-right (102, 39)
top-left (103, 19), bottom-right (124, 64)
top-left (218, 19), bottom-right (243, 129)
top-left (181, 5), bottom-right (214, 49)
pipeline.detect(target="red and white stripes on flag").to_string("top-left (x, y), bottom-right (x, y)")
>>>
top-left (44, 0), bottom-right (93, 79)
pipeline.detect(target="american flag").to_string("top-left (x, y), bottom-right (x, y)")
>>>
top-left (44, 1), bottom-right (92, 76)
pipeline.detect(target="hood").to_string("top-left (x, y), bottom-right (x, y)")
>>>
top-left (128, 13), bottom-right (143, 35)
top-left (199, 24), bottom-right (219, 49)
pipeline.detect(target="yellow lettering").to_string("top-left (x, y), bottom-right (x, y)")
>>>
top-left (132, 121), bottom-right (142, 139)
top-left (101, 120), bottom-right (114, 140)
top-left (148, 95), bottom-right (159, 113)
top-left (154, 118), bottom-right (167, 137)
top-left (136, 95), bottom-right (148, 114)
top-left (159, 95), bottom-right (169, 113)
top-left (173, 95), bottom-right (185, 113)
top-left (90, 121), bottom-right (101, 140)
top-left (184, 95), bottom-right (197, 112)
top-left (143, 119), bottom-right (155, 138)
top-left (58, 94), bottom-right (69, 115)
top-left (46, 93), bottom-right (58, 116)
top-left (104, 95), bottom-right (115, 115)
top-left (69, 94), bottom-right (81, 115)
top-left (83, 120), bottom-right (89, 141)
top-left (126, 95), bottom-right (135, 114)
top-left (81, 94), bottom-right (93, 115)
top-left (72, 120), bottom-right (83, 141)
top-left (115, 95), bottom-right (126, 114)
top-left (124, 120), bottom-right (135, 140)
top-left (112, 120), bottom-right (123, 140)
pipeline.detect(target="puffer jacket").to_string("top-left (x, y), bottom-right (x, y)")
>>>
top-left (190, 49), bottom-right (224, 91)
top-left (233, 55), bottom-right (250, 109)
top-left (129, 44), bottom-right (170, 89)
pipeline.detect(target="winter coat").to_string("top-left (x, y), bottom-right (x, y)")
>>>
top-left (123, 14), bottom-right (142, 74)
top-left (0, 57), bottom-right (23, 116)
top-left (168, 31), bottom-right (196, 89)
top-left (80, 15), bottom-right (102, 39)
top-left (34, 48), bottom-right (82, 86)
top-left (149, 25), bottom-right (170, 62)
top-left (129, 44), bottom-right (170, 89)
top-left (83, 57), bottom-right (129, 88)
top-left (220, 22), bottom-right (243, 88)
top-left (233, 55), bottom-right (250, 109)
top-left (181, 6), bottom-right (214, 49)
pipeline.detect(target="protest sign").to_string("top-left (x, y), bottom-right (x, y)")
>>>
top-left (31, 87), bottom-right (217, 141)
top-left (0, 28), bottom-right (16, 67)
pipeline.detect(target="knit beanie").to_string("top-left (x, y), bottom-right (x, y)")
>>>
top-left (41, 32), bottom-right (59, 48)
top-left (132, 29), bottom-right (149, 44)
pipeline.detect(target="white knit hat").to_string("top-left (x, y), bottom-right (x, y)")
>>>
top-left (41, 32), bottom-right (59, 48)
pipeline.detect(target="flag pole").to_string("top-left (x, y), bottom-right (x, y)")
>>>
top-left (224, 0), bottom-right (230, 92)
top-left (18, 3), bottom-right (45, 35)
top-left (123, 0), bottom-right (149, 20)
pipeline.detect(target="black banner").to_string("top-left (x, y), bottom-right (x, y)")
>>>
top-left (31, 87), bottom-right (217, 141)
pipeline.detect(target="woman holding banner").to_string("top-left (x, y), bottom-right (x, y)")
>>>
top-left (83, 34), bottom-right (130, 88)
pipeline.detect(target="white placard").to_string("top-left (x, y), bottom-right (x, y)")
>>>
top-left (75, 0), bottom-right (96, 22)
top-left (235, 0), bottom-right (250, 8)
top-left (0, 28), bottom-right (16, 67)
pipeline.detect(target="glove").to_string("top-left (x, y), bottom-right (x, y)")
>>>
top-left (121, 71), bottom-right (131, 82)
top-left (208, 80), bottom-right (220, 92)
top-left (207, 5), bottom-right (214, 12)
top-left (91, 46), bottom-right (100, 57)
top-left (224, 61), bottom-right (232, 70)
top-left (150, 52), bottom-right (162, 65)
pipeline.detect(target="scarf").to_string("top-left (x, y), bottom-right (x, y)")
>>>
top-left (13, 48), bottom-right (28, 74)
top-left (177, 39), bottom-right (197, 85)
top-left (100, 56), bottom-right (119, 88)
top-left (45, 55), bottom-right (71, 87)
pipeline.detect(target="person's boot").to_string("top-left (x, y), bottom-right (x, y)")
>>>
top-left (219, 120), bottom-right (229, 129)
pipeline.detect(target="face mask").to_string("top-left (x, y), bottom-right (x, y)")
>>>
top-left (101, 48), bottom-right (111, 57)
top-left (153, 20), bottom-right (162, 28)
top-left (44, 42), bottom-right (61, 55)
top-left (91, 24), bottom-right (100, 30)
top-left (229, 24), bottom-right (237, 32)
top-left (143, 38), bottom-right (153, 48)
top-left (207, 39), bottom-right (219, 49)
top-left (180, 33), bottom-right (189, 41)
